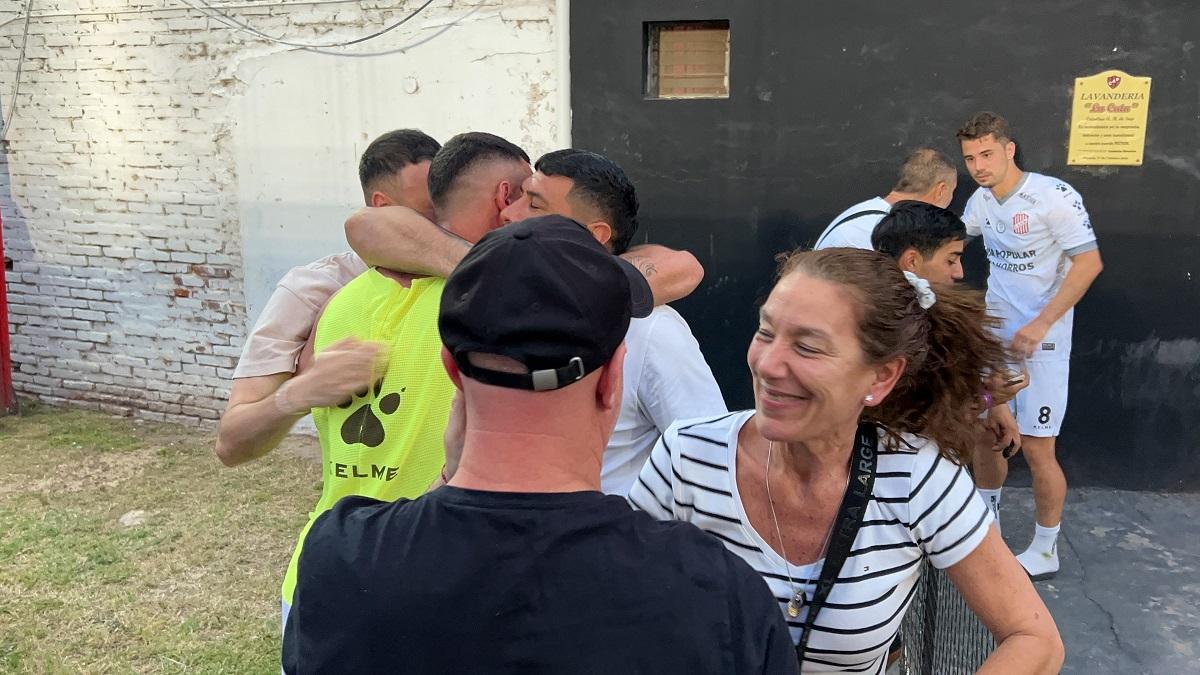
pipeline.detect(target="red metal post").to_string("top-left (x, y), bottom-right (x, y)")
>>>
top-left (0, 209), bottom-right (18, 415)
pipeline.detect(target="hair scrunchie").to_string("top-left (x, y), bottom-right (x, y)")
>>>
top-left (903, 270), bottom-right (937, 310)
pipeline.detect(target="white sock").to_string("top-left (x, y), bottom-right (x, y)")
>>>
top-left (977, 488), bottom-right (1002, 519)
top-left (1030, 522), bottom-right (1060, 555)
top-left (1017, 522), bottom-right (1061, 579)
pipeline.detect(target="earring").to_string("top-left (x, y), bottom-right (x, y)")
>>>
top-left (864, 394), bottom-right (875, 404)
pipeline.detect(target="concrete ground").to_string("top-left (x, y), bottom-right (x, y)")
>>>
top-left (998, 486), bottom-right (1200, 674)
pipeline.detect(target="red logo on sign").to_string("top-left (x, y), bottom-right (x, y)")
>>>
top-left (1107, 75), bottom-right (1122, 89)
top-left (1013, 213), bottom-right (1030, 235)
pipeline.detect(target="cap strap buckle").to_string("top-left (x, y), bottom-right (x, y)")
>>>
top-left (531, 356), bottom-right (585, 392)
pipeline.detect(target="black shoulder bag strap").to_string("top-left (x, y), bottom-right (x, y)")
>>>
top-left (794, 422), bottom-right (879, 664)
top-left (814, 209), bottom-right (889, 248)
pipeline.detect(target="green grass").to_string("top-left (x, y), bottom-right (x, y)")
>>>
top-left (0, 402), bottom-right (322, 674)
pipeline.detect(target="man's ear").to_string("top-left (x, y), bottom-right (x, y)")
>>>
top-left (597, 344), bottom-right (626, 411)
top-left (492, 181), bottom-right (513, 212)
top-left (1005, 140), bottom-right (1017, 161)
top-left (586, 221), bottom-right (613, 249)
top-left (440, 347), bottom-right (465, 391)
top-left (864, 356), bottom-right (906, 407)
top-left (898, 248), bottom-right (922, 274)
top-left (370, 191), bottom-right (394, 208)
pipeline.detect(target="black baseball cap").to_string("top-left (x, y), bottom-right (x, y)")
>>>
top-left (440, 214), bottom-right (654, 391)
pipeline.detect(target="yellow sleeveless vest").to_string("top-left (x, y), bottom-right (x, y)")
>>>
top-left (282, 270), bottom-right (453, 603)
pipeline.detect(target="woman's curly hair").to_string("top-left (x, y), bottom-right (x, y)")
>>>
top-left (777, 247), bottom-right (1014, 465)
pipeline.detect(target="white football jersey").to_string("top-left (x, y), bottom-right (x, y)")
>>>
top-left (962, 172), bottom-right (1098, 360)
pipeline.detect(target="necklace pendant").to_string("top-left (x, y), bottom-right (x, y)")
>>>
top-left (786, 590), bottom-right (805, 617)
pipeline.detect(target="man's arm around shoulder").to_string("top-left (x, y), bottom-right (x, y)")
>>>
top-left (348, 205), bottom-right (705, 304)
top-left (345, 206), bottom-right (469, 277)
top-left (620, 244), bottom-right (704, 305)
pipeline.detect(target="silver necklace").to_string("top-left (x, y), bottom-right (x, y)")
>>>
top-left (765, 441), bottom-right (846, 618)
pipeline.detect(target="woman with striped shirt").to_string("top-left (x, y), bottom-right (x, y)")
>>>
top-left (629, 248), bottom-right (1062, 674)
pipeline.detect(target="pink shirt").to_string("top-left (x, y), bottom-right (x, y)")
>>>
top-left (233, 252), bottom-right (368, 378)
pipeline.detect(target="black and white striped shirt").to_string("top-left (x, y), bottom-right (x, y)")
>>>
top-left (628, 411), bottom-right (992, 674)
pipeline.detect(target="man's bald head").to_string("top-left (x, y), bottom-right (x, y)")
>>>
top-left (891, 147), bottom-right (958, 209)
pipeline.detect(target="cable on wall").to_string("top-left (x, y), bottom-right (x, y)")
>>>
top-left (1, 0), bottom-right (34, 143)
top-left (179, 0), bottom-right (432, 49)
top-left (180, 0), bottom-right (481, 58)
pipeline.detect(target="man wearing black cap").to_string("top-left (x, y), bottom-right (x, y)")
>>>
top-left (282, 216), bottom-right (798, 675)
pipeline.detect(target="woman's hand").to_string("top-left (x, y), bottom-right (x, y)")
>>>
top-left (989, 367), bottom-right (1030, 406)
top-left (986, 405), bottom-right (1022, 458)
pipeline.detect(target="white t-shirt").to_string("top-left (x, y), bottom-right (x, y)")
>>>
top-left (234, 252), bottom-right (368, 378)
top-left (604, 306), bottom-right (727, 495)
top-left (962, 173), bottom-right (1098, 361)
top-left (814, 197), bottom-right (892, 250)
top-left (629, 411), bottom-right (992, 674)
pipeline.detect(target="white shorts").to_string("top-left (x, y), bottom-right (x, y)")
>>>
top-left (1010, 360), bottom-right (1069, 437)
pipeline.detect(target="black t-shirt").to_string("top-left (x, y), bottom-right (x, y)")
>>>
top-left (283, 486), bottom-right (798, 675)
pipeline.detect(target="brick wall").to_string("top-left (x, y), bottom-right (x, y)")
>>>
top-left (0, 0), bottom-right (561, 424)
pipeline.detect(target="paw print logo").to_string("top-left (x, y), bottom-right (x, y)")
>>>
top-left (1072, 200), bottom-right (1084, 213)
top-left (339, 378), bottom-right (404, 448)
top-left (1083, 219), bottom-right (1093, 230)
top-left (1055, 183), bottom-right (1069, 193)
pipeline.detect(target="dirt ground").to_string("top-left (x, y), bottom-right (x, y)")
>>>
top-left (0, 403), bottom-right (321, 674)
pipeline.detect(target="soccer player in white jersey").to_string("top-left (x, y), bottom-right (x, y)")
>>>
top-left (814, 148), bottom-right (957, 250)
top-left (957, 111), bottom-right (1104, 580)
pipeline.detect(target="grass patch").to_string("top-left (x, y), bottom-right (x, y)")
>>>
top-left (0, 402), bottom-right (321, 673)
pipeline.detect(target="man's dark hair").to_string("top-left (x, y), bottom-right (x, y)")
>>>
top-left (428, 132), bottom-right (530, 211)
top-left (358, 129), bottom-right (441, 195)
top-left (892, 147), bottom-right (957, 194)
top-left (871, 200), bottom-right (967, 259)
top-left (534, 149), bottom-right (640, 255)
top-left (956, 111), bottom-right (1012, 144)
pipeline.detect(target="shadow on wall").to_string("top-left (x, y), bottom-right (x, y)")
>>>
top-left (0, 143), bottom-right (35, 391)
top-left (0, 145), bottom-right (33, 264)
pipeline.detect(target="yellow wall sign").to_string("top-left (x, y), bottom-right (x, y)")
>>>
top-left (1067, 70), bottom-right (1152, 166)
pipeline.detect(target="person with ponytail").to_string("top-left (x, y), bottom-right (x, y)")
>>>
top-left (629, 248), bottom-right (1062, 673)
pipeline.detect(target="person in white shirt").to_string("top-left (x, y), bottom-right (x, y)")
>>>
top-left (349, 149), bottom-right (727, 496)
top-left (629, 247), bottom-right (1063, 674)
top-left (957, 111), bottom-right (1104, 580)
top-left (813, 148), bottom-right (958, 250)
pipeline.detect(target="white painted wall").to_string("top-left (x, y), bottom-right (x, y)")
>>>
top-left (233, 4), bottom-right (563, 325)
top-left (0, 0), bottom-right (564, 423)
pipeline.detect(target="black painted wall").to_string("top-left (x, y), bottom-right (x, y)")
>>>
top-left (570, 0), bottom-right (1200, 490)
